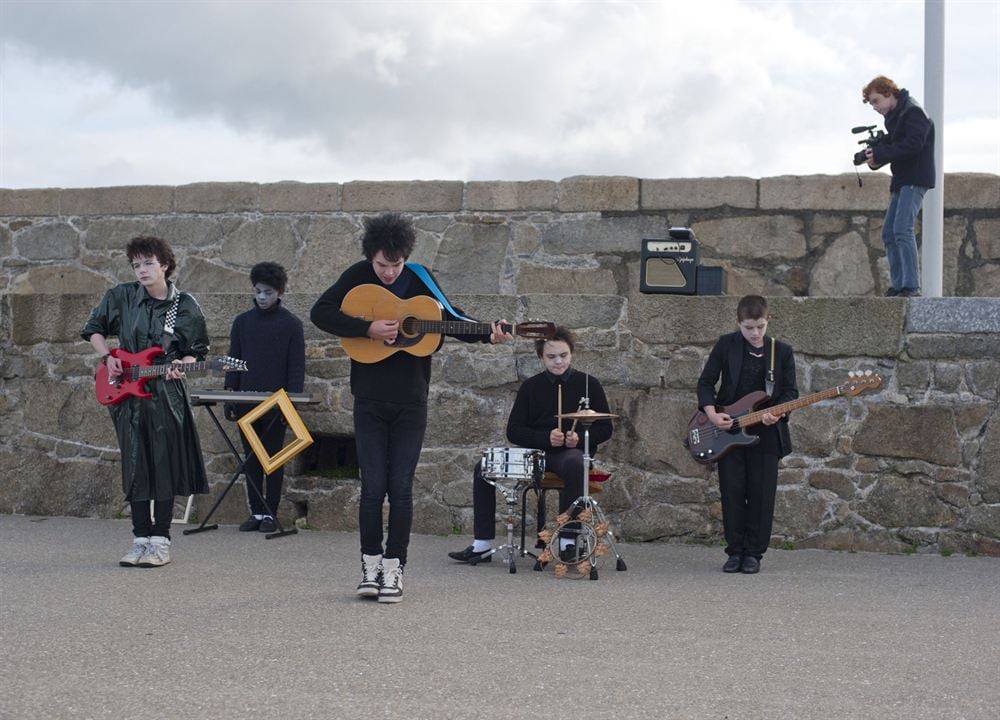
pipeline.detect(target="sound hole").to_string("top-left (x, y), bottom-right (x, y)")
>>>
top-left (399, 315), bottom-right (419, 337)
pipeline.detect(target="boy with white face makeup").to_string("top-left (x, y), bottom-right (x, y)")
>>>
top-left (224, 262), bottom-right (305, 533)
top-left (697, 295), bottom-right (798, 575)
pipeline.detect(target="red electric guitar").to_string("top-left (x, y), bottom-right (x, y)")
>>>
top-left (94, 347), bottom-right (247, 406)
top-left (683, 370), bottom-right (882, 464)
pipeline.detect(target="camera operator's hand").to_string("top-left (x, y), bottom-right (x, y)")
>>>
top-left (864, 147), bottom-right (878, 169)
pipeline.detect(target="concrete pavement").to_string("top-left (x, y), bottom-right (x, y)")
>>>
top-left (1, 514), bottom-right (998, 720)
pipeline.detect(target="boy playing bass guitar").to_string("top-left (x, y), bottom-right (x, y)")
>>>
top-left (696, 295), bottom-right (798, 575)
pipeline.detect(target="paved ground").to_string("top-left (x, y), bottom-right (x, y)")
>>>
top-left (1, 514), bottom-right (998, 720)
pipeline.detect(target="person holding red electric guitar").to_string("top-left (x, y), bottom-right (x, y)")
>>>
top-left (82, 236), bottom-right (210, 568)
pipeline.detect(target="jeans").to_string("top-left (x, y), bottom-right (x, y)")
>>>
top-left (353, 398), bottom-right (428, 565)
top-left (882, 185), bottom-right (927, 292)
top-left (238, 409), bottom-right (288, 517)
top-left (131, 499), bottom-right (173, 539)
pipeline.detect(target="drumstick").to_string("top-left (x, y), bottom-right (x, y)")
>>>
top-left (557, 383), bottom-right (563, 432)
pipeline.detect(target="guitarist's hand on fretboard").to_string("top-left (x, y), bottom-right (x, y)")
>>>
top-left (489, 320), bottom-right (514, 344)
top-left (760, 411), bottom-right (784, 426)
top-left (165, 357), bottom-right (194, 381)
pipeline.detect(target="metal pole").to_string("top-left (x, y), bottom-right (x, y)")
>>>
top-left (923, 0), bottom-right (945, 297)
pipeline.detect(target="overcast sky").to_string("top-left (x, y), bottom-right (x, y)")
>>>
top-left (1, 0), bottom-right (997, 189)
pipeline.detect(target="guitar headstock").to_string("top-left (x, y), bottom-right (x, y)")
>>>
top-left (212, 356), bottom-right (248, 372)
top-left (514, 321), bottom-right (556, 340)
top-left (842, 370), bottom-right (881, 396)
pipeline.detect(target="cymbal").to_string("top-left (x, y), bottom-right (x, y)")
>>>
top-left (558, 409), bottom-right (618, 421)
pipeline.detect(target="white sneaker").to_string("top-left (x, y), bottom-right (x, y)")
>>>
top-left (357, 553), bottom-right (382, 597)
top-left (378, 558), bottom-right (404, 603)
top-left (120, 537), bottom-right (150, 567)
top-left (139, 536), bottom-right (171, 567)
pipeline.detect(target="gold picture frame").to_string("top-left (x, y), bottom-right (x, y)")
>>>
top-left (237, 389), bottom-right (314, 475)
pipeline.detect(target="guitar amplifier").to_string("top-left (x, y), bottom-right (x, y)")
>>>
top-left (639, 228), bottom-right (699, 294)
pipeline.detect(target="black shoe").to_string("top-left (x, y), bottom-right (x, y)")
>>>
top-left (723, 555), bottom-right (742, 573)
top-left (258, 516), bottom-right (277, 533)
top-left (239, 516), bottom-right (261, 532)
top-left (447, 545), bottom-right (492, 563)
top-left (740, 556), bottom-right (761, 574)
top-left (884, 287), bottom-right (900, 297)
top-left (899, 288), bottom-right (921, 298)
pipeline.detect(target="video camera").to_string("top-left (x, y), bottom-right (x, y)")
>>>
top-left (852, 125), bottom-right (886, 166)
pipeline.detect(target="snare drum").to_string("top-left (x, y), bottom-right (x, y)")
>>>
top-left (480, 447), bottom-right (544, 488)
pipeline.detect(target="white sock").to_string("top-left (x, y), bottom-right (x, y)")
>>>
top-left (150, 535), bottom-right (170, 546)
top-left (472, 539), bottom-right (492, 552)
top-left (254, 514), bottom-right (264, 520)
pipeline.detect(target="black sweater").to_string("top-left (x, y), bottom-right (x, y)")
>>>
top-left (224, 300), bottom-right (306, 398)
top-left (310, 260), bottom-right (487, 405)
top-left (506, 368), bottom-right (613, 453)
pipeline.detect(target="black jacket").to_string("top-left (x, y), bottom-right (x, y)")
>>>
top-left (873, 89), bottom-right (935, 191)
top-left (696, 332), bottom-right (798, 458)
top-left (506, 368), bottom-right (613, 453)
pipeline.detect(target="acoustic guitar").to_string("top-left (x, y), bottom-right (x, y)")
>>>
top-left (339, 284), bottom-right (556, 364)
top-left (683, 370), bottom-right (881, 464)
top-left (94, 347), bottom-right (247, 406)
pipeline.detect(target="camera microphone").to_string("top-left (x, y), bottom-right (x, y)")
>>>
top-left (852, 125), bottom-right (877, 134)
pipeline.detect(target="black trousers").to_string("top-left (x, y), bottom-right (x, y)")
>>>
top-left (718, 447), bottom-right (779, 558)
top-left (239, 409), bottom-right (288, 517)
top-left (131, 499), bottom-right (173, 539)
top-left (473, 448), bottom-right (584, 540)
top-left (353, 398), bottom-right (427, 565)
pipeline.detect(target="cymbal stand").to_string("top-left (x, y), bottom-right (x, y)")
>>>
top-left (559, 411), bottom-right (627, 580)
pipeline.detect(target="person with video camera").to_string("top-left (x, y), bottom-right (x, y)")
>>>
top-left (862, 75), bottom-right (935, 298)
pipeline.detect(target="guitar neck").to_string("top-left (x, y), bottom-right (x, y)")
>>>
top-left (128, 360), bottom-right (211, 380)
top-left (735, 386), bottom-right (843, 428)
top-left (414, 320), bottom-right (509, 336)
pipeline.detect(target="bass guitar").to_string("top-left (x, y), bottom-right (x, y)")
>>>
top-left (339, 284), bottom-right (556, 364)
top-left (683, 370), bottom-right (881, 464)
top-left (95, 347), bottom-right (248, 406)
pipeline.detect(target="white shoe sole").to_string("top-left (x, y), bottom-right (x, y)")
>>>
top-left (377, 593), bottom-right (402, 604)
top-left (357, 585), bottom-right (379, 597)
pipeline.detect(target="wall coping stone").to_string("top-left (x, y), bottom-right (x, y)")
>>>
top-left (59, 186), bottom-right (176, 216)
top-left (342, 180), bottom-right (463, 212)
top-left (557, 175), bottom-right (639, 212)
top-left (641, 177), bottom-right (757, 210)
top-left (759, 173), bottom-right (890, 211)
top-left (0, 189), bottom-right (61, 217)
top-left (175, 182), bottom-right (260, 213)
top-left (906, 298), bottom-right (1000, 333)
top-left (259, 182), bottom-right (342, 213)
top-left (464, 180), bottom-right (556, 211)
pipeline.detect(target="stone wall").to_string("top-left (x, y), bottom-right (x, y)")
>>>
top-left (2, 175), bottom-right (999, 555)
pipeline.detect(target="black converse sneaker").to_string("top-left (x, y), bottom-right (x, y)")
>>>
top-left (357, 553), bottom-right (382, 598)
top-left (378, 558), bottom-right (404, 603)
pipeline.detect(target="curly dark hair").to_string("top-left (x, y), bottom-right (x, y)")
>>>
top-left (361, 213), bottom-right (416, 262)
top-left (736, 295), bottom-right (769, 321)
top-left (126, 236), bottom-right (176, 278)
top-left (535, 325), bottom-right (576, 357)
top-left (250, 262), bottom-right (288, 293)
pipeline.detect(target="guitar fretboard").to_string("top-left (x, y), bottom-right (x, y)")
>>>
top-left (736, 386), bottom-right (843, 428)
top-left (127, 360), bottom-right (213, 381)
top-left (409, 320), bottom-right (513, 336)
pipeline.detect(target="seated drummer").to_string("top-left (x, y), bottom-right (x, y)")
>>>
top-left (449, 326), bottom-right (613, 564)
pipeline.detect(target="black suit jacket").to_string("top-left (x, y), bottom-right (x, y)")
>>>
top-left (696, 332), bottom-right (798, 458)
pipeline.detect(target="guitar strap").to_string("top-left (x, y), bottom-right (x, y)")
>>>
top-left (765, 335), bottom-right (776, 397)
top-left (404, 262), bottom-right (476, 322)
top-left (160, 290), bottom-right (182, 349)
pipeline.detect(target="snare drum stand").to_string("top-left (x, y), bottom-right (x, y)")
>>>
top-left (560, 407), bottom-right (627, 580)
top-left (472, 463), bottom-right (541, 574)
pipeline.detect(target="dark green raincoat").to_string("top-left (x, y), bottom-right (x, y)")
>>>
top-left (82, 282), bottom-right (210, 502)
